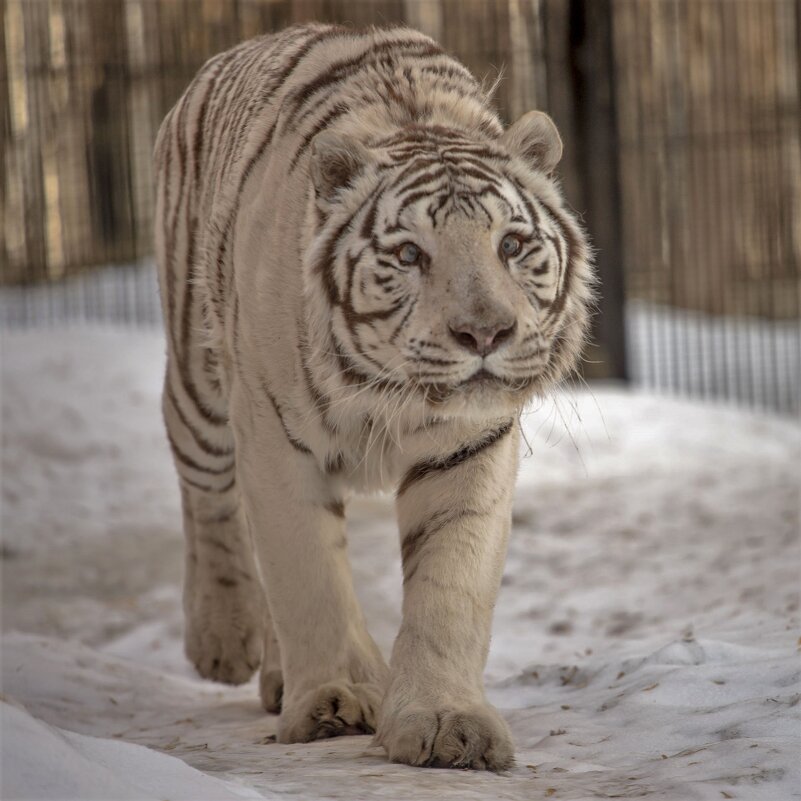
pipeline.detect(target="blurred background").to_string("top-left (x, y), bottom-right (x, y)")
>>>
top-left (2, 0), bottom-right (799, 414)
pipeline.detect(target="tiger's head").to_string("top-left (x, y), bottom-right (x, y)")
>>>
top-left (305, 112), bottom-right (594, 417)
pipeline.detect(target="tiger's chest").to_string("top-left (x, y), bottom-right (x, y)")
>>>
top-left (293, 402), bottom-right (454, 495)
top-left (316, 416), bottom-right (408, 494)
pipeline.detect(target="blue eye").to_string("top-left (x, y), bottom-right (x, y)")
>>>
top-left (397, 242), bottom-right (422, 265)
top-left (500, 233), bottom-right (523, 258)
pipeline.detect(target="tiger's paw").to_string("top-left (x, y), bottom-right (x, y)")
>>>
top-left (277, 682), bottom-right (383, 743)
top-left (184, 580), bottom-right (263, 685)
top-left (376, 701), bottom-right (515, 771)
top-left (185, 618), bottom-right (262, 685)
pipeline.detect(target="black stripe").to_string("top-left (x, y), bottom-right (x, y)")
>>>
top-left (415, 355), bottom-right (459, 366)
top-left (169, 97), bottom-right (189, 276)
top-left (324, 452), bottom-right (346, 474)
top-left (385, 155), bottom-right (441, 184)
top-left (397, 420), bottom-right (514, 497)
top-left (168, 431), bottom-right (235, 476)
top-left (388, 298), bottom-right (417, 345)
top-left (313, 191), bottom-right (375, 305)
top-left (400, 187), bottom-right (447, 212)
top-left (298, 342), bottom-right (338, 435)
top-left (427, 193), bottom-right (450, 226)
top-left (373, 271), bottom-right (396, 286)
top-left (330, 334), bottom-right (407, 394)
top-left (459, 193), bottom-right (493, 228)
top-left (324, 499), bottom-right (346, 518)
top-left (360, 192), bottom-right (382, 240)
top-left (203, 46), bottom-right (249, 162)
top-left (209, 26), bottom-right (350, 296)
top-left (177, 270), bottom-right (228, 427)
top-left (377, 123), bottom-right (470, 149)
top-left (438, 144), bottom-right (506, 161)
top-left (400, 524), bottom-right (428, 574)
top-left (180, 473), bottom-right (236, 495)
top-left (260, 378), bottom-right (313, 455)
top-left (538, 200), bottom-right (582, 323)
top-left (212, 118), bottom-right (276, 305)
top-left (216, 42), bottom-right (276, 179)
top-left (401, 507), bottom-right (485, 584)
top-left (288, 101), bottom-right (350, 172)
top-left (453, 163), bottom-right (503, 186)
top-left (519, 242), bottom-right (545, 261)
top-left (345, 303), bottom-right (403, 327)
top-left (397, 167), bottom-right (449, 196)
top-left (285, 38), bottom-right (443, 123)
top-left (508, 176), bottom-right (542, 229)
top-left (193, 49), bottom-right (240, 186)
top-left (212, 218), bottom-right (230, 311)
top-left (543, 233), bottom-right (565, 280)
top-left (417, 61), bottom-right (477, 85)
top-left (165, 382), bottom-right (234, 458)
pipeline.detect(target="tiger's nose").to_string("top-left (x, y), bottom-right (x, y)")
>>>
top-left (448, 319), bottom-right (517, 356)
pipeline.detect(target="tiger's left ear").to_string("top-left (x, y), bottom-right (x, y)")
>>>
top-left (310, 132), bottom-right (373, 201)
top-left (500, 111), bottom-right (563, 175)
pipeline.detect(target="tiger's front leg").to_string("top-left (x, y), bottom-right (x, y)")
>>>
top-left (229, 383), bottom-right (389, 743)
top-left (377, 420), bottom-right (519, 771)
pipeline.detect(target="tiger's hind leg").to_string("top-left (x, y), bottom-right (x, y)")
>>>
top-left (179, 483), bottom-right (264, 685)
top-left (164, 370), bottom-right (274, 686)
top-left (154, 67), bottom-right (278, 689)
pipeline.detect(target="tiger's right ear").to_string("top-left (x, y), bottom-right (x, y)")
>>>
top-left (310, 132), bottom-right (373, 201)
top-left (500, 110), bottom-right (563, 175)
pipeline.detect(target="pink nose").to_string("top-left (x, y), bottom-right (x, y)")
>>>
top-left (448, 320), bottom-right (517, 356)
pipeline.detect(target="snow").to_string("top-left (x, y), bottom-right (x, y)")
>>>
top-left (1, 698), bottom-right (270, 801)
top-left (2, 326), bottom-right (800, 801)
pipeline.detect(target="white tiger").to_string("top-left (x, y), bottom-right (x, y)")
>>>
top-left (154, 23), bottom-right (593, 771)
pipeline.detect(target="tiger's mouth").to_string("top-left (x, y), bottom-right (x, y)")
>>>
top-left (460, 368), bottom-right (505, 387)
top-left (460, 367), bottom-right (542, 391)
top-left (417, 368), bottom-right (540, 405)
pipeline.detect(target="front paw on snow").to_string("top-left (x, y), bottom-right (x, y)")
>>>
top-left (377, 702), bottom-right (514, 771)
top-left (278, 682), bottom-right (383, 743)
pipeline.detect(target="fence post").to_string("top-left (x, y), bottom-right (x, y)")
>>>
top-left (568, 0), bottom-right (627, 380)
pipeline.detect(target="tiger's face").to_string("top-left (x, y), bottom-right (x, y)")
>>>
top-left (307, 112), bottom-right (594, 415)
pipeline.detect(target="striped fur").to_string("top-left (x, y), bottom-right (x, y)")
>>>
top-left (154, 24), bottom-right (593, 770)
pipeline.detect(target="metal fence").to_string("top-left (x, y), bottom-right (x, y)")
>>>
top-left (2, 0), bottom-right (799, 414)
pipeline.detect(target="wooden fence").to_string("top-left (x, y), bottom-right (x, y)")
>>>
top-left (3, 1), bottom-right (800, 346)
top-left (614, 0), bottom-right (801, 323)
top-left (2, 0), bottom-right (552, 283)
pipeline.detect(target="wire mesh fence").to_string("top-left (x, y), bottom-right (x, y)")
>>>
top-left (2, 0), bottom-right (799, 415)
top-left (0, 260), bottom-right (162, 328)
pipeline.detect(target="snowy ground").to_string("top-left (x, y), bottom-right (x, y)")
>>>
top-left (2, 327), bottom-right (800, 801)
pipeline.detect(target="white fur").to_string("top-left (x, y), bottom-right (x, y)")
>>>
top-left (154, 23), bottom-right (592, 771)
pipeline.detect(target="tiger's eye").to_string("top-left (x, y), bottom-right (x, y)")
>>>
top-left (500, 233), bottom-right (523, 258)
top-left (397, 242), bottom-right (422, 265)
